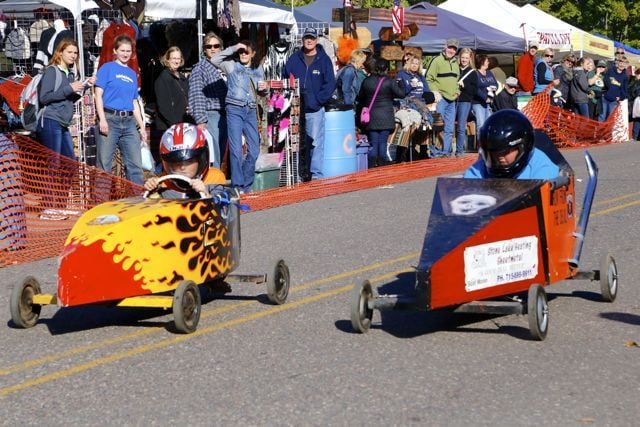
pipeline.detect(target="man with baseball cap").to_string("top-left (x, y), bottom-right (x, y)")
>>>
top-left (284, 27), bottom-right (336, 181)
top-left (493, 76), bottom-right (519, 111)
top-left (426, 38), bottom-right (460, 157)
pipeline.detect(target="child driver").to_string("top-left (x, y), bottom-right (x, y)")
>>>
top-left (144, 123), bottom-right (225, 198)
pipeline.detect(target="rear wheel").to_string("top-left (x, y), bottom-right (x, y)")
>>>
top-left (527, 284), bottom-right (549, 341)
top-left (266, 260), bottom-right (290, 305)
top-left (10, 276), bottom-right (42, 328)
top-left (351, 280), bottom-right (374, 333)
top-left (173, 280), bottom-right (201, 334)
top-left (599, 254), bottom-right (618, 302)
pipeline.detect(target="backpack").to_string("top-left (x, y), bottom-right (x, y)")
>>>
top-left (19, 67), bottom-right (62, 132)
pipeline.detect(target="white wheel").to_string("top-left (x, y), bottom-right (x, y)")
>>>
top-left (173, 280), bottom-right (201, 334)
top-left (599, 254), bottom-right (618, 302)
top-left (527, 284), bottom-right (549, 341)
top-left (350, 280), bottom-right (373, 333)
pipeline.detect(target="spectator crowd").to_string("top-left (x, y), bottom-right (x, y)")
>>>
top-left (34, 28), bottom-right (640, 210)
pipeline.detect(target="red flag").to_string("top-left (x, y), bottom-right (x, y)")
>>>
top-left (392, 0), bottom-right (404, 34)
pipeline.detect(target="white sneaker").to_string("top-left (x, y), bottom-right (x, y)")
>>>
top-left (39, 209), bottom-right (69, 221)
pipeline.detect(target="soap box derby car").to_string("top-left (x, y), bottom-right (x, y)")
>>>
top-left (10, 175), bottom-right (291, 334)
top-left (351, 132), bottom-right (618, 340)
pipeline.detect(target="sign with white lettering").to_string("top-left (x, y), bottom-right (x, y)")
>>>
top-left (464, 236), bottom-right (539, 292)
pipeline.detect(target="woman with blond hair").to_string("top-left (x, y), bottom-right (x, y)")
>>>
top-left (154, 46), bottom-right (190, 131)
top-left (38, 38), bottom-right (95, 159)
top-left (456, 47), bottom-right (476, 155)
top-left (334, 49), bottom-right (367, 107)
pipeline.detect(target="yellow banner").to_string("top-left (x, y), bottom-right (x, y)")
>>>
top-left (571, 32), bottom-right (614, 60)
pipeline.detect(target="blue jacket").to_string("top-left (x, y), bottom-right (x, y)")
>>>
top-left (533, 59), bottom-right (553, 94)
top-left (211, 46), bottom-right (264, 108)
top-left (336, 64), bottom-right (359, 106)
top-left (283, 45), bottom-right (335, 113)
top-left (39, 65), bottom-right (80, 126)
top-left (603, 67), bottom-right (629, 102)
top-left (464, 147), bottom-right (560, 180)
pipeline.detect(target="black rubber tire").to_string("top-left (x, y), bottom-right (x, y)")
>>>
top-left (266, 260), bottom-right (290, 305)
top-left (350, 280), bottom-right (373, 333)
top-left (599, 254), bottom-right (618, 302)
top-left (527, 284), bottom-right (549, 341)
top-left (173, 280), bottom-right (201, 334)
top-left (10, 276), bottom-right (42, 329)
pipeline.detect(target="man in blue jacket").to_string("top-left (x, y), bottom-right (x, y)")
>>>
top-left (284, 28), bottom-right (336, 181)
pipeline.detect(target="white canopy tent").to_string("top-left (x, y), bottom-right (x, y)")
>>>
top-left (439, 0), bottom-right (571, 50)
top-left (520, 5), bottom-right (614, 61)
top-left (143, 0), bottom-right (297, 27)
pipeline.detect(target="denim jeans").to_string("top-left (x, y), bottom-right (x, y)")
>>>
top-left (472, 103), bottom-right (492, 132)
top-left (206, 109), bottom-right (226, 169)
top-left (575, 103), bottom-right (589, 118)
top-left (435, 98), bottom-right (456, 156)
top-left (37, 117), bottom-right (76, 160)
top-left (96, 114), bottom-right (144, 185)
top-left (599, 99), bottom-right (618, 122)
top-left (37, 117), bottom-right (76, 208)
top-left (305, 108), bottom-right (325, 178)
top-left (632, 119), bottom-right (640, 140)
top-left (226, 104), bottom-right (259, 191)
top-left (367, 130), bottom-right (390, 162)
top-left (456, 101), bottom-right (472, 153)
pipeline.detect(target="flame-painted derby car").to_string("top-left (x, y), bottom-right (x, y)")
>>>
top-left (351, 135), bottom-right (618, 340)
top-left (10, 176), bottom-right (290, 334)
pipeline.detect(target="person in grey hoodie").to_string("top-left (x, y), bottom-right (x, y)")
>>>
top-left (38, 38), bottom-right (94, 159)
top-left (570, 57), bottom-right (592, 118)
top-left (37, 38), bottom-right (95, 220)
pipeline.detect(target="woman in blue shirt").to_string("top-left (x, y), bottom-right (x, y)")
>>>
top-left (95, 35), bottom-right (146, 185)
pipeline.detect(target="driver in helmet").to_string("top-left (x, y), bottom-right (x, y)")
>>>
top-left (144, 123), bottom-right (226, 198)
top-left (464, 110), bottom-right (560, 180)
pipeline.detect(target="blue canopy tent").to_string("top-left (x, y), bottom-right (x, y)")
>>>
top-left (297, 1), bottom-right (524, 53)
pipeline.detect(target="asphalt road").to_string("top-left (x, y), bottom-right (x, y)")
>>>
top-left (1, 142), bottom-right (639, 426)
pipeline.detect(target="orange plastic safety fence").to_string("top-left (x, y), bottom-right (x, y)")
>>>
top-left (1, 88), bottom-right (627, 268)
top-left (521, 86), bottom-right (627, 147)
top-left (1, 134), bottom-right (142, 267)
top-left (0, 133), bottom-right (474, 267)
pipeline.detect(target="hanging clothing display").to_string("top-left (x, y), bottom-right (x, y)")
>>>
top-left (5, 28), bottom-right (31, 60)
top-left (263, 41), bottom-right (296, 81)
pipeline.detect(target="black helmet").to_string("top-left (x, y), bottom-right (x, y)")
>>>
top-left (478, 110), bottom-right (534, 178)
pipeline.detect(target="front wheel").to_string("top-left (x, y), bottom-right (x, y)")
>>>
top-left (10, 276), bottom-right (43, 328)
top-left (527, 284), bottom-right (549, 341)
top-left (173, 280), bottom-right (201, 334)
top-left (266, 260), bottom-right (290, 305)
top-left (350, 280), bottom-right (374, 333)
top-left (599, 254), bottom-right (618, 302)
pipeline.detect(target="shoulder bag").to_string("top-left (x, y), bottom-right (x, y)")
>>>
top-left (360, 77), bottom-right (385, 124)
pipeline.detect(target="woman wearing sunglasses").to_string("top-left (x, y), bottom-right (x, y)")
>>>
top-left (533, 48), bottom-right (559, 95)
top-left (211, 40), bottom-right (266, 193)
top-left (188, 32), bottom-right (227, 169)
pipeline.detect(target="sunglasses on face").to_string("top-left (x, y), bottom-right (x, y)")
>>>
top-left (204, 44), bottom-right (221, 49)
top-left (237, 49), bottom-right (251, 55)
top-left (616, 51), bottom-right (624, 55)
top-left (544, 54), bottom-right (554, 58)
